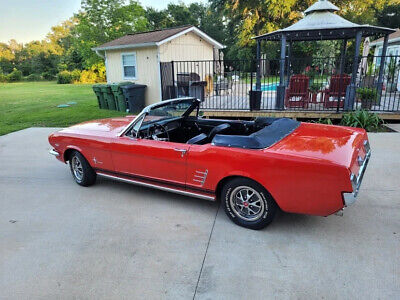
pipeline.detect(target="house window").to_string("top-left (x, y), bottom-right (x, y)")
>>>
top-left (376, 47), bottom-right (383, 67)
top-left (122, 53), bottom-right (137, 79)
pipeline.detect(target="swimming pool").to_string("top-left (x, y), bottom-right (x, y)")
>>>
top-left (253, 83), bottom-right (278, 91)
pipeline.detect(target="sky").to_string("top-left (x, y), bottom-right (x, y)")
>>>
top-left (0, 0), bottom-right (205, 44)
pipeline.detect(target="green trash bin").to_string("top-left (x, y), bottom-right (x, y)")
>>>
top-left (92, 84), bottom-right (107, 109)
top-left (111, 82), bottom-right (132, 112)
top-left (100, 84), bottom-right (117, 110)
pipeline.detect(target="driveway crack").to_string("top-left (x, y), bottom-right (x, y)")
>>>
top-left (193, 202), bottom-right (220, 300)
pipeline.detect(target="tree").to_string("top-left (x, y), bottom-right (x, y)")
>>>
top-left (145, 3), bottom-right (226, 51)
top-left (72, 0), bottom-right (149, 68)
top-left (376, 3), bottom-right (400, 28)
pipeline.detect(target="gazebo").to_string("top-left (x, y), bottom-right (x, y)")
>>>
top-left (254, 0), bottom-right (395, 110)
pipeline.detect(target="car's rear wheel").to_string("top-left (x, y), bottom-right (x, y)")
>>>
top-left (222, 178), bottom-right (277, 230)
top-left (69, 151), bottom-right (96, 186)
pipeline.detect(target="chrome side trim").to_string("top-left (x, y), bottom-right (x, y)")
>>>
top-left (193, 169), bottom-right (208, 186)
top-left (96, 172), bottom-right (215, 201)
top-left (49, 149), bottom-right (60, 157)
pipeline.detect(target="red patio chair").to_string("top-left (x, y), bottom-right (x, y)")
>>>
top-left (284, 75), bottom-right (310, 108)
top-left (323, 74), bottom-right (351, 108)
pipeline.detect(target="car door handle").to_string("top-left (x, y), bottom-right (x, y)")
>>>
top-left (174, 148), bottom-right (187, 157)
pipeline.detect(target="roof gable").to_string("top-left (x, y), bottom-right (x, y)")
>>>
top-left (93, 25), bottom-right (224, 51)
top-left (370, 29), bottom-right (400, 46)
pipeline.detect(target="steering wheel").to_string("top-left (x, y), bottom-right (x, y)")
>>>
top-left (147, 123), bottom-right (170, 141)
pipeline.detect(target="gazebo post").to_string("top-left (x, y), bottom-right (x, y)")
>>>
top-left (277, 34), bottom-right (287, 109)
top-left (339, 39), bottom-right (347, 75)
top-left (286, 41), bottom-right (292, 86)
top-left (256, 39), bottom-right (261, 90)
top-left (345, 30), bottom-right (362, 111)
top-left (376, 34), bottom-right (389, 102)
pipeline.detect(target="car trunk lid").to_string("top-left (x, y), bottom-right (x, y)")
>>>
top-left (268, 122), bottom-right (369, 169)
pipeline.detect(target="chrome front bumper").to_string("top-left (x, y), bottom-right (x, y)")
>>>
top-left (343, 149), bottom-right (371, 206)
top-left (49, 149), bottom-right (60, 157)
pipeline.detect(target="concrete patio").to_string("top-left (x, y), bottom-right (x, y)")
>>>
top-left (0, 127), bottom-right (399, 299)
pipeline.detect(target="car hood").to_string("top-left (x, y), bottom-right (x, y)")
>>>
top-left (268, 122), bottom-right (367, 167)
top-left (59, 116), bottom-right (135, 137)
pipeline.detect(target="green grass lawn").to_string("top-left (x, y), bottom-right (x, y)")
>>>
top-left (0, 81), bottom-right (126, 135)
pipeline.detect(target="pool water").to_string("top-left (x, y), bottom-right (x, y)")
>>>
top-left (253, 84), bottom-right (278, 91)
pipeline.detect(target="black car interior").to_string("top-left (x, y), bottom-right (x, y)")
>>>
top-left (135, 116), bottom-right (300, 149)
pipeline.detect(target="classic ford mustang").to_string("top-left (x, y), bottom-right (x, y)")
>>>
top-left (49, 97), bottom-right (370, 229)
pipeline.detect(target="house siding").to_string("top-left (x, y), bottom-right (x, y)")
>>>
top-left (103, 31), bottom-right (216, 106)
top-left (105, 46), bottom-right (161, 105)
top-left (159, 32), bottom-right (215, 81)
top-left (158, 31), bottom-right (214, 61)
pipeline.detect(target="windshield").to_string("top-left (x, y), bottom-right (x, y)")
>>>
top-left (128, 98), bottom-right (198, 136)
top-left (142, 99), bottom-right (196, 125)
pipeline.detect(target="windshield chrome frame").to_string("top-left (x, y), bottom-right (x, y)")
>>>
top-left (118, 97), bottom-right (199, 137)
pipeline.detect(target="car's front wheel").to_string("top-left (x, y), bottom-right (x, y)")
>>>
top-left (222, 178), bottom-right (277, 230)
top-left (69, 151), bottom-right (96, 186)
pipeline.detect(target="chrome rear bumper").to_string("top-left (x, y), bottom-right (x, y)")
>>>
top-left (49, 149), bottom-right (60, 157)
top-left (343, 149), bottom-right (371, 206)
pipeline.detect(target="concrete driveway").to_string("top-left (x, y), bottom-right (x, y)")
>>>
top-left (0, 128), bottom-right (399, 299)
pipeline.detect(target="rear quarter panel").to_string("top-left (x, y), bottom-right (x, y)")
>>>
top-left (187, 144), bottom-right (351, 216)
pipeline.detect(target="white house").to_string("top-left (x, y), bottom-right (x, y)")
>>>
top-left (93, 25), bottom-right (224, 105)
top-left (370, 29), bottom-right (400, 91)
top-left (370, 28), bottom-right (400, 67)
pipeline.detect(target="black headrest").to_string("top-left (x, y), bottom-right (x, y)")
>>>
top-left (187, 133), bottom-right (207, 145)
top-left (254, 117), bottom-right (282, 128)
top-left (208, 123), bottom-right (231, 139)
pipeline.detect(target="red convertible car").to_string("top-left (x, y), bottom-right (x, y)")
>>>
top-left (49, 98), bottom-right (370, 229)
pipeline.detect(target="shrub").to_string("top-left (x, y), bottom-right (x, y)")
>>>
top-left (71, 69), bottom-right (82, 83)
top-left (341, 110), bottom-right (383, 132)
top-left (0, 73), bottom-right (7, 83)
top-left (57, 70), bottom-right (73, 84)
top-left (79, 70), bottom-right (98, 83)
top-left (357, 87), bottom-right (378, 109)
top-left (309, 82), bottom-right (321, 93)
top-left (357, 87), bottom-right (378, 101)
top-left (79, 63), bottom-right (106, 83)
top-left (313, 118), bottom-right (333, 125)
top-left (7, 68), bottom-right (23, 82)
top-left (42, 71), bottom-right (55, 81)
top-left (25, 74), bottom-right (42, 81)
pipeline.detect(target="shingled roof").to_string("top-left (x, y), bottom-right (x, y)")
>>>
top-left (370, 29), bottom-right (400, 46)
top-left (93, 25), bottom-right (224, 51)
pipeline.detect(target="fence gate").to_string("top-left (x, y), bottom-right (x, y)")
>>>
top-left (160, 62), bottom-right (176, 100)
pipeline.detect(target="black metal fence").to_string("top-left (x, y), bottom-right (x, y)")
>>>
top-left (160, 55), bottom-right (400, 113)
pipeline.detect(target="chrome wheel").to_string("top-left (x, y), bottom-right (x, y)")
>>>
top-left (71, 156), bottom-right (84, 181)
top-left (229, 186), bottom-right (266, 221)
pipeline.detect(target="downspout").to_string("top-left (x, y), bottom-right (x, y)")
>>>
top-left (95, 50), bottom-right (105, 59)
top-left (157, 48), bottom-right (163, 102)
top-left (94, 49), bottom-right (109, 83)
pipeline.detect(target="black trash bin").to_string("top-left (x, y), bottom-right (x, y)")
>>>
top-left (249, 90), bottom-right (262, 111)
top-left (189, 81), bottom-right (207, 101)
top-left (121, 84), bottom-right (147, 113)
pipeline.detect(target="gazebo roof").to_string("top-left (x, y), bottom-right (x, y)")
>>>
top-left (254, 0), bottom-right (394, 41)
